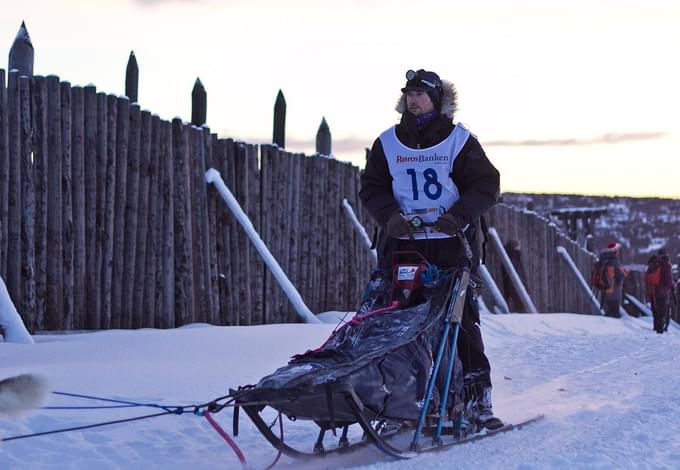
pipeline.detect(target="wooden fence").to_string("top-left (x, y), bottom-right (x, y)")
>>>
top-left (0, 70), bottom-right (376, 331)
top-left (2, 67), bottom-right (668, 332)
top-left (484, 204), bottom-right (680, 322)
top-left (483, 204), bottom-right (597, 314)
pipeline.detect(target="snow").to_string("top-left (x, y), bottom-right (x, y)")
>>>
top-left (2, 312), bottom-right (679, 469)
top-left (0, 276), bottom-right (33, 344)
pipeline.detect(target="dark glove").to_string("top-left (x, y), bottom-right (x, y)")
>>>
top-left (434, 213), bottom-right (466, 236)
top-left (385, 210), bottom-right (414, 239)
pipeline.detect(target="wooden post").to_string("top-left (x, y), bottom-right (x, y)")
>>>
top-left (93, 92), bottom-right (108, 330)
top-left (280, 150), bottom-right (295, 321)
top-left (222, 138), bottom-right (239, 325)
top-left (300, 156), bottom-right (314, 314)
top-left (132, 110), bottom-right (152, 328)
top-left (100, 94), bottom-right (118, 330)
top-left (60, 81), bottom-right (74, 330)
top-left (19, 75), bottom-right (35, 330)
top-left (0, 69), bottom-right (8, 280)
top-left (191, 78), bottom-right (206, 126)
top-left (288, 152), bottom-right (302, 321)
top-left (6, 71), bottom-right (21, 307)
top-left (159, 120), bottom-right (175, 328)
top-left (190, 126), bottom-right (213, 324)
top-left (125, 51), bottom-right (139, 103)
top-left (259, 145), bottom-right (275, 323)
top-left (273, 90), bottom-right (286, 148)
top-left (227, 139), bottom-right (240, 325)
top-left (143, 115), bottom-right (161, 327)
top-left (122, 103), bottom-right (141, 328)
top-left (171, 118), bottom-right (194, 327)
top-left (32, 76), bottom-right (48, 331)
top-left (315, 117), bottom-right (331, 156)
top-left (216, 138), bottom-right (237, 325)
top-left (205, 132), bottom-right (220, 324)
top-left (234, 142), bottom-right (251, 325)
top-left (8, 22), bottom-right (34, 77)
top-left (111, 96), bottom-right (129, 329)
top-left (246, 143), bottom-right (263, 324)
top-left (71, 86), bottom-right (86, 330)
top-left (83, 85), bottom-right (98, 329)
top-left (189, 126), bottom-right (206, 324)
top-left (46, 75), bottom-right (63, 330)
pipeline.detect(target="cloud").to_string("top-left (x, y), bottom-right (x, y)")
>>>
top-left (245, 136), bottom-right (372, 158)
top-left (482, 131), bottom-right (667, 147)
top-left (234, 131), bottom-right (669, 161)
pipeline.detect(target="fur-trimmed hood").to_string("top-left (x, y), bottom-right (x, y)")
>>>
top-left (395, 79), bottom-right (458, 120)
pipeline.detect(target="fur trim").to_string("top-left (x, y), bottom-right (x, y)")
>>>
top-left (0, 374), bottom-right (49, 416)
top-left (395, 79), bottom-right (458, 120)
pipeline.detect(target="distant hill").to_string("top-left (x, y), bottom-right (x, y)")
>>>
top-left (500, 193), bottom-right (680, 268)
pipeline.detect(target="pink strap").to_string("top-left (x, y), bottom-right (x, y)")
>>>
top-left (204, 411), bottom-right (246, 466)
top-left (350, 300), bottom-right (401, 324)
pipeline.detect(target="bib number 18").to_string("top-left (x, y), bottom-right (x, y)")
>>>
top-left (406, 168), bottom-right (442, 201)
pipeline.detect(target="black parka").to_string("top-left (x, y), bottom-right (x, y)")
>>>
top-left (360, 83), bottom-right (500, 270)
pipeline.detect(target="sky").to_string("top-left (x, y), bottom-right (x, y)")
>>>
top-left (2, 0), bottom-right (680, 198)
top-left (1, 310), bottom-right (679, 469)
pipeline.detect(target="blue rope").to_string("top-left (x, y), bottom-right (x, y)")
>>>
top-left (3, 391), bottom-right (239, 443)
top-left (51, 391), bottom-right (187, 413)
top-left (43, 404), bottom-right (139, 410)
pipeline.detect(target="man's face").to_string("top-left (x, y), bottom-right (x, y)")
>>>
top-left (406, 90), bottom-right (435, 116)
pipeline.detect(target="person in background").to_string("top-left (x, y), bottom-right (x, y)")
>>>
top-left (646, 249), bottom-right (674, 334)
top-left (501, 239), bottom-right (528, 312)
top-left (360, 68), bottom-right (501, 430)
top-left (598, 243), bottom-right (627, 317)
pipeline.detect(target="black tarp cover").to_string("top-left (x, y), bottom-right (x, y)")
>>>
top-left (248, 271), bottom-right (464, 422)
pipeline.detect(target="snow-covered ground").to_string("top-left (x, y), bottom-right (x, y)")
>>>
top-left (1, 312), bottom-right (679, 470)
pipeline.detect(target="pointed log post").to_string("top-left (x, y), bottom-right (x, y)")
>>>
top-left (272, 90), bottom-right (286, 148)
top-left (315, 117), bottom-right (331, 156)
top-left (125, 51), bottom-right (139, 103)
top-left (8, 21), bottom-right (34, 77)
top-left (191, 78), bottom-right (206, 126)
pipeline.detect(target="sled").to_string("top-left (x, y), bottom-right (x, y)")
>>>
top-left (231, 235), bottom-right (486, 459)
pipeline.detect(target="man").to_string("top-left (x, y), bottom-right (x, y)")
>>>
top-left (648, 249), bottom-right (674, 334)
top-left (598, 242), bottom-right (627, 318)
top-left (359, 69), bottom-right (501, 430)
top-left (502, 239), bottom-right (529, 312)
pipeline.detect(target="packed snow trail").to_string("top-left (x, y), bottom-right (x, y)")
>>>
top-left (1, 314), bottom-right (679, 469)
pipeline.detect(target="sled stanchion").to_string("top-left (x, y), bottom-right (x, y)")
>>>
top-left (205, 168), bottom-right (320, 324)
top-left (434, 321), bottom-right (461, 445)
top-left (410, 273), bottom-right (461, 451)
top-left (411, 322), bottom-right (450, 450)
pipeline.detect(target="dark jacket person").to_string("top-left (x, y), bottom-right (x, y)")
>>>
top-left (359, 69), bottom-right (501, 430)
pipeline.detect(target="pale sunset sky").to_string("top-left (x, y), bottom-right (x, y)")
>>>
top-left (3, 0), bottom-right (679, 198)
